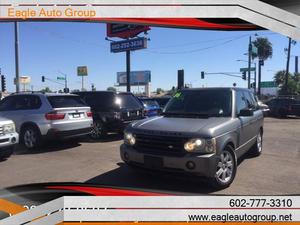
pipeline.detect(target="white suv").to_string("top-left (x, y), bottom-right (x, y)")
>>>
top-left (0, 117), bottom-right (19, 160)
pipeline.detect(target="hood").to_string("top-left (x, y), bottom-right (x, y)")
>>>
top-left (131, 116), bottom-right (232, 137)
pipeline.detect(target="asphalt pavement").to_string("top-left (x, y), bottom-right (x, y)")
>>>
top-left (0, 117), bottom-right (299, 195)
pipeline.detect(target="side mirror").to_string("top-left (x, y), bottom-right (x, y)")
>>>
top-left (239, 109), bottom-right (254, 117)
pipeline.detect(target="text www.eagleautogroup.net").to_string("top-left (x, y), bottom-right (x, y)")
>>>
top-left (188, 213), bottom-right (293, 222)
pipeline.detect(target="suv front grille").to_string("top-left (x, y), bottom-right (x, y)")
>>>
top-left (134, 134), bottom-right (187, 156)
top-left (0, 126), bottom-right (3, 135)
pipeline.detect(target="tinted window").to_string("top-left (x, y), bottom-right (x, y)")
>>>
top-left (0, 95), bottom-right (41, 111)
top-left (236, 91), bottom-right (247, 115)
top-left (0, 96), bottom-right (15, 111)
top-left (82, 92), bottom-right (117, 111)
top-left (47, 95), bottom-right (86, 108)
top-left (164, 89), bottom-right (232, 117)
top-left (117, 94), bottom-right (142, 109)
top-left (244, 91), bottom-right (258, 110)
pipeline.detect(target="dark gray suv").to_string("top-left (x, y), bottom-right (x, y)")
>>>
top-left (120, 88), bottom-right (264, 188)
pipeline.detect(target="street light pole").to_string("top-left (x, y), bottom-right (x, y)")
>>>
top-left (248, 36), bottom-right (252, 89)
top-left (14, 22), bottom-right (20, 93)
top-left (285, 37), bottom-right (292, 94)
top-left (126, 50), bottom-right (131, 92)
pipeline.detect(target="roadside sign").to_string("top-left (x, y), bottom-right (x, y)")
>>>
top-left (260, 81), bottom-right (277, 88)
top-left (77, 66), bottom-right (88, 76)
top-left (111, 37), bottom-right (147, 53)
top-left (19, 76), bottom-right (31, 84)
top-left (117, 70), bottom-right (151, 86)
top-left (107, 24), bottom-right (150, 39)
top-left (57, 76), bottom-right (65, 80)
top-left (240, 67), bottom-right (256, 72)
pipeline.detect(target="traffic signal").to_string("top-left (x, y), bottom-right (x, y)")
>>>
top-left (251, 82), bottom-right (256, 88)
top-left (42, 76), bottom-right (45, 82)
top-left (242, 71), bottom-right (247, 80)
top-left (201, 71), bottom-right (205, 79)
top-left (1, 75), bottom-right (6, 92)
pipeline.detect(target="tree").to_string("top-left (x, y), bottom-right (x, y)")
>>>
top-left (40, 87), bottom-right (51, 93)
top-left (252, 37), bottom-right (273, 61)
top-left (274, 70), bottom-right (300, 95)
top-left (156, 88), bottom-right (164, 94)
top-left (107, 87), bottom-right (117, 92)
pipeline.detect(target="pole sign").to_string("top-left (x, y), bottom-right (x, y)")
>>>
top-left (57, 76), bottom-right (65, 80)
top-left (111, 37), bottom-right (147, 53)
top-left (77, 66), bottom-right (88, 76)
top-left (107, 23), bottom-right (150, 39)
top-left (260, 81), bottom-right (277, 88)
top-left (240, 67), bottom-right (256, 72)
top-left (117, 70), bottom-right (151, 86)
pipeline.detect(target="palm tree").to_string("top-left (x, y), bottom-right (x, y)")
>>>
top-left (252, 37), bottom-right (273, 97)
top-left (252, 37), bottom-right (273, 61)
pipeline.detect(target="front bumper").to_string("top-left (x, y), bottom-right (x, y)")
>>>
top-left (0, 132), bottom-right (19, 149)
top-left (120, 144), bottom-right (217, 178)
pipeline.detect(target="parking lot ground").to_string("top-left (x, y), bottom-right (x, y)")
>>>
top-left (0, 117), bottom-right (299, 195)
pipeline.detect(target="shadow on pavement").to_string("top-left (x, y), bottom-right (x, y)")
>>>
top-left (14, 139), bottom-right (81, 155)
top-left (85, 162), bottom-right (216, 195)
top-left (81, 133), bottom-right (123, 143)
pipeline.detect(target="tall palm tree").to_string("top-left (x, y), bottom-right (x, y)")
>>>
top-left (252, 37), bottom-right (273, 61)
top-left (252, 37), bottom-right (273, 97)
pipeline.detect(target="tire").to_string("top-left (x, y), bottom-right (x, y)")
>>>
top-left (209, 145), bottom-right (237, 189)
top-left (21, 125), bottom-right (42, 150)
top-left (251, 130), bottom-right (263, 156)
top-left (278, 108), bottom-right (287, 118)
top-left (90, 121), bottom-right (107, 139)
top-left (0, 147), bottom-right (14, 160)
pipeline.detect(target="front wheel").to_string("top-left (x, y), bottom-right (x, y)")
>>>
top-left (209, 146), bottom-right (237, 189)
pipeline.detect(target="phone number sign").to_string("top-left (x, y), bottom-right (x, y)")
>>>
top-left (111, 37), bottom-right (147, 53)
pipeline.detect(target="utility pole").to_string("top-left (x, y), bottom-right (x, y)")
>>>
top-left (285, 37), bottom-right (292, 94)
top-left (295, 56), bottom-right (298, 73)
top-left (254, 62), bottom-right (257, 94)
top-left (14, 22), bottom-right (20, 93)
top-left (248, 36), bottom-right (252, 89)
top-left (126, 50), bottom-right (131, 92)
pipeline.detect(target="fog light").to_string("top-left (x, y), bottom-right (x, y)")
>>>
top-left (124, 152), bottom-right (130, 161)
top-left (186, 161), bottom-right (196, 170)
top-left (11, 137), bottom-right (16, 144)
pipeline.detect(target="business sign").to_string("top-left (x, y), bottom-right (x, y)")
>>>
top-left (260, 81), bottom-right (277, 88)
top-left (77, 66), bottom-right (88, 76)
top-left (117, 70), bottom-right (151, 86)
top-left (107, 23), bottom-right (150, 39)
top-left (57, 76), bottom-right (65, 80)
top-left (111, 37), bottom-right (147, 53)
top-left (19, 76), bottom-right (31, 84)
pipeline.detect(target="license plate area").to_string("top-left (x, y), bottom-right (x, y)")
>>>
top-left (144, 155), bottom-right (163, 169)
top-left (72, 113), bottom-right (81, 118)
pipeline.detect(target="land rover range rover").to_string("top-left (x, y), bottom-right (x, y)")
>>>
top-left (120, 88), bottom-right (264, 188)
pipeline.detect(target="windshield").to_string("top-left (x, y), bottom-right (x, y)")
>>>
top-left (164, 89), bottom-right (232, 117)
top-left (117, 94), bottom-right (142, 109)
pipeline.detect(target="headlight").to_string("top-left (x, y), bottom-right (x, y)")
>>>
top-left (184, 138), bottom-right (216, 153)
top-left (124, 132), bottom-right (136, 146)
top-left (3, 123), bottom-right (15, 134)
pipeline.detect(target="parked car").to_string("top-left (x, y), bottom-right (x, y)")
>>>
top-left (0, 117), bottom-right (19, 160)
top-left (266, 97), bottom-right (300, 117)
top-left (120, 88), bottom-right (264, 188)
top-left (0, 93), bottom-right (93, 150)
top-left (74, 91), bottom-right (144, 139)
top-left (139, 98), bottom-right (161, 117)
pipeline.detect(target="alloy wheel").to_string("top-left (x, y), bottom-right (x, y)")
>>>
top-left (215, 151), bottom-right (234, 184)
top-left (24, 129), bottom-right (37, 148)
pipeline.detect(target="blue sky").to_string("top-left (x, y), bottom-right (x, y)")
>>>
top-left (0, 22), bottom-right (298, 93)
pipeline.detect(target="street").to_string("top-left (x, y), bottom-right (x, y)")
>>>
top-left (0, 117), bottom-right (299, 195)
